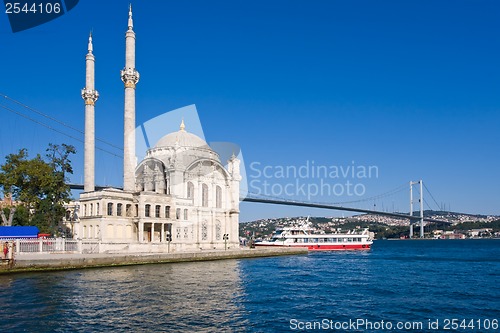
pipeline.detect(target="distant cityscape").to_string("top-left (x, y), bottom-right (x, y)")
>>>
top-left (347, 210), bottom-right (497, 226)
top-left (239, 211), bottom-right (500, 240)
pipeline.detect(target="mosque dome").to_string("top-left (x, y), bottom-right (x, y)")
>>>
top-left (154, 120), bottom-right (209, 149)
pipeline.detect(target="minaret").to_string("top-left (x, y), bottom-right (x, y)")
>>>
top-left (121, 4), bottom-right (140, 192)
top-left (81, 32), bottom-right (99, 192)
top-left (228, 153), bottom-right (242, 246)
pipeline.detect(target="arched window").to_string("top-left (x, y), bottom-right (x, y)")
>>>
top-left (155, 205), bottom-right (161, 218)
top-left (187, 182), bottom-right (194, 199)
top-left (184, 209), bottom-right (188, 220)
top-left (84, 204), bottom-right (87, 216)
top-left (165, 206), bottom-right (170, 218)
top-left (145, 204), bottom-right (151, 217)
top-left (90, 203), bottom-right (94, 216)
top-left (126, 204), bottom-right (132, 217)
top-left (216, 186), bottom-right (222, 208)
top-left (107, 203), bottom-right (113, 216)
top-left (202, 183), bottom-right (208, 207)
top-left (96, 203), bottom-right (100, 215)
top-left (176, 208), bottom-right (181, 220)
top-left (117, 203), bottom-right (123, 216)
top-left (107, 224), bottom-right (114, 238)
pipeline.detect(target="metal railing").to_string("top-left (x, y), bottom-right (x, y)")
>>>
top-left (81, 240), bottom-right (100, 254)
top-left (11, 238), bottom-right (81, 254)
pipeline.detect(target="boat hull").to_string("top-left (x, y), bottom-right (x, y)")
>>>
top-left (254, 243), bottom-right (371, 251)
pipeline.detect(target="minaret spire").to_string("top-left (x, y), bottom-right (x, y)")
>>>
top-left (87, 31), bottom-right (93, 53)
top-left (82, 31), bottom-right (99, 192)
top-left (121, 5), bottom-right (140, 192)
top-left (128, 4), bottom-right (133, 30)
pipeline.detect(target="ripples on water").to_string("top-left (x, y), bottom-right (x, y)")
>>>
top-left (1, 240), bottom-right (499, 332)
top-left (1, 261), bottom-right (247, 332)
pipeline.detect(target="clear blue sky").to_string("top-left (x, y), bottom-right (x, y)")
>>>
top-left (1, 0), bottom-right (499, 221)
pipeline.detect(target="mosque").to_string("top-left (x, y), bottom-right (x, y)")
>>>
top-left (76, 7), bottom-right (241, 253)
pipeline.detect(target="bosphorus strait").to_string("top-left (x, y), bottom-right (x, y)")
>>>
top-left (1, 240), bottom-right (498, 332)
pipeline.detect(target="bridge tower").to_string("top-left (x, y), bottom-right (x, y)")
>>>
top-left (409, 180), bottom-right (424, 238)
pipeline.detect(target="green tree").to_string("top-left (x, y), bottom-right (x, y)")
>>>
top-left (0, 144), bottom-right (76, 234)
top-left (12, 205), bottom-right (29, 226)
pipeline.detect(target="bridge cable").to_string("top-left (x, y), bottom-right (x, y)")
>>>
top-left (1, 93), bottom-right (123, 151)
top-left (423, 183), bottom-right (442, 211)
top-left (329, 183), bottom-right (408, 205)
top-left (244, 182), bottom-right (408, 207)
top-left (423, 198), bottom-right (433, 211)
top-left (0, 104), bottom-right (122, 159)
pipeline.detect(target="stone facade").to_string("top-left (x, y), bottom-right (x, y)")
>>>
top-left (78, 125), bottom-right (241, 252)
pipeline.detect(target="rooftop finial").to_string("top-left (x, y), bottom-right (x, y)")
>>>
top-left (180, 119), bottom-right (186, 131)
top-left (128, 4), bottom-right (133, 30)
top-left (88, 30), bottom-right (93, 53)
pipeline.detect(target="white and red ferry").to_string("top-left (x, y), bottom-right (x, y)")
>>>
top-left (254, 220), bottom-right (373, 251)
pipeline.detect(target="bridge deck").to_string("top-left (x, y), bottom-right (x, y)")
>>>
top-left (69, 184), bottom-right (451, 224)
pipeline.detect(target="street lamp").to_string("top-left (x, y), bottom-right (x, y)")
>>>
top-left (223, 234), bottom-right (229, 250)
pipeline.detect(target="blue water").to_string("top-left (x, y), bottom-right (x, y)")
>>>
top-left (1, 240), bottom-right (499, 332)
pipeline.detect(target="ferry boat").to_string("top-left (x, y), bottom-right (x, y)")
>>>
top-left (254, 220), bottom-right (373, 251)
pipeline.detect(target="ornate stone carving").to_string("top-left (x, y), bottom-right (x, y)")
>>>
top-left (201, 221), bottom-right (208, 240)
top-left (81, 88), bottom-right (99, 106)
top-left (120, 67), bottom-right (140, 89)
top-left (215, 221), bottom-right (221, 240)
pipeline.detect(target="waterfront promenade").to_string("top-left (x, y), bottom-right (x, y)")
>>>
top-left (0, 247), bottom-right (308, 274)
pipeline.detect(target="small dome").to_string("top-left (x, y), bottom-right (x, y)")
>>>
top-left (154, 121), bottom-right (209, 149)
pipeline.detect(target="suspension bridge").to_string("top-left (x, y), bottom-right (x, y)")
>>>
top-left (2, 93), bottom-right (451, 239)
top-left (69, 179), bottom-right (451, 239)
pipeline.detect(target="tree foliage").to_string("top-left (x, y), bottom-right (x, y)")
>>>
top-left (0, 144), bottom-right (76, 234)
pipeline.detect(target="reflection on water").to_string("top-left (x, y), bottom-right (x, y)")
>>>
top-left (0, 260), bottom-right (248, 332)
top-left (2, 241), bottom-right (499, 332)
